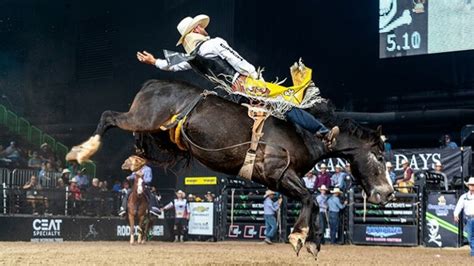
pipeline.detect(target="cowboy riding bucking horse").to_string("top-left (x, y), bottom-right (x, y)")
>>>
top-left (136, 14), bottom-right (340, 148)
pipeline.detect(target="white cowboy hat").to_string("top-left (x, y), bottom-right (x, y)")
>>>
top-left (318, 185), bottom-right (328, 192)
top-left (435, 162), bottom-right (442, 167)
top-left (330, 187), bottom-right (343, 194)
top-left (176, 190), bottom-right (186, 197)
top-left (385, 162), bottom-right (393, 168)
top-left (381, 135), bottom-right (388, 142)
top-left (176, 14), bottom-right (210, 46)
top-left (61, 169), bottom-right (71, 174)
top-left (335, 165), bottom-right (343, 169)
top-left (70, 177), bottom-right (77, 183)
top-left (401, 159), bottom-right (409, 165)
top-left (264, 190), bottom-right (276, 198)
top-left (465, 177), bottom-right (474, 186)
top-left (320, 163), bottom-right (327, 169)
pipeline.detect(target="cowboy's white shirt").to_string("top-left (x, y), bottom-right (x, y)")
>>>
top-left (164, 199), bottom-right (189, 218)
top-left (155, 37), bottom-right (258, 81)
top-left (454, 192), bottom-right (474, 217)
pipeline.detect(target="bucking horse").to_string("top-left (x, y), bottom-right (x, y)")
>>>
top-left (66, 79), bottom-right (394, 259)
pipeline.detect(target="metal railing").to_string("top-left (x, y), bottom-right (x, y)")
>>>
top-left (0, 185), bottom-right (123, 217)
top-left (0, 104), bottom-right (96, 178)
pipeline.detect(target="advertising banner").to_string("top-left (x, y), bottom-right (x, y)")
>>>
top-left (188, 202), bottom-right (214, 236)
top-left (226, 223), bottom-right (266, 240)
top-left (424, 192), bottom-right (462, 247)
top-left (352, 224), bottom-right (418, 246)
top-left (0, 216), bottom-right (170, 241)
top-left (390, 147), bottom-right (471, 184)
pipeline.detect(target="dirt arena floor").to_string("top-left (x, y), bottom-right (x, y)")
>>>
top-left (0, 241), bottom-right (472, 265)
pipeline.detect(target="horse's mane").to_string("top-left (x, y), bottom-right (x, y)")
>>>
top-left (309, 100), bottom-right (381, 143)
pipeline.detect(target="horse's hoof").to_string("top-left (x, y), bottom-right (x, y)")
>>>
top-left (288, 233), bottom-right (305, 256)
top-left (305, 241), bottom-right (319, 260)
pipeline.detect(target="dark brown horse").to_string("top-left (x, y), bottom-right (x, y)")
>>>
top-left (66, 80), bottom-right (393, 258)
top-left (121, 156), bottom-right (151, 244)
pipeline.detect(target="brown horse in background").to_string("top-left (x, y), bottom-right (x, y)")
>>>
top-left (122, 156), bottom-right (152, 244)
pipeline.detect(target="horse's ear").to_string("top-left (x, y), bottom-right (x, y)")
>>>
top-left (376, 125), bottom-right (383, 136)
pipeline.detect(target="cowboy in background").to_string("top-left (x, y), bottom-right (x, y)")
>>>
top-left (314, 163), bottom-right (331, 190)
top-left (386, 162), bottom-right (396, 185)
top-left (118, 156), bottom-right (160, 217)
top-left (135, 14), bottom-right (339, 148)
top-left (162, 190), bottom-right (189, 242)
top-left (454, 177), bottom-right (474, 256)
top-left (396, 159), bottom-right (414, 193)
top-left (327, 187), bottom-right (347, 244)
top-left (431, 161), bottom-right (449, 191)
top-left (316, 185), bottom-right (329, 244)
top-left (263, 190), bottom-right (282, 244)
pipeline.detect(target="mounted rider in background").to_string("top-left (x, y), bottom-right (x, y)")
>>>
top-left (136, 14), bottom-right (339, 147)
top-left (118, 156), bottom-right (160, 217)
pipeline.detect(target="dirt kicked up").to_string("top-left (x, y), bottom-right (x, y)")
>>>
top-left (0, 241), bottom-right (471, 265)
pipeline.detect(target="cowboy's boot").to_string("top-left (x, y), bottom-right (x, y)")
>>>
top-left (324, 126), bottom-right (340, 150)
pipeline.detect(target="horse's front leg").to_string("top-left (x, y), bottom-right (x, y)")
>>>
top-left (137, 214), bottom-right (146, 244)
top-left (128, 213), bottom-right (135, 245)
top-left (278, 169), bottom-right (313, 256)
top-left (304, 199), bottom-right (322, 260)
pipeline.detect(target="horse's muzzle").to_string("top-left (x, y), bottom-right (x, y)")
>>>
top-left (369, 187), bottom-right (395, 205)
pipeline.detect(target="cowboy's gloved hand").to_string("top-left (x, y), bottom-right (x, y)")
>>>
top-left (137, 51), bottom-right (157, 65)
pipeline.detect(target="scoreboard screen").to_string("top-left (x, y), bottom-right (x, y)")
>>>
top-left (379, 0), bottom-right (474, 58)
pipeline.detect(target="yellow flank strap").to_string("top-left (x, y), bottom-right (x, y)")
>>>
top-left (161, 114), bottom-right (188, 151)
top-left (175, 116), bottom-right (187, 151)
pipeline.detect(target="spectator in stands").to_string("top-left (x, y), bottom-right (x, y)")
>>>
top-left (121, 180), bottom-right (130, 195)
top-left (327, 187), bottom-right (347, 244)
top-left (38, 162), bottom-right (49, 185)
top-left (204, 191), bottom-right (214, 202)
top-left (381, 135), bottom-right (393, 161)
top-left (315, 163), bottom-right (331, 190)
top-left (23, 175), bottom-right (49, 215)
top-left (262, 190), bottom-right (282, 244)
top-left (69, 177), bottom-right (82, 201)
top-left (73, 168), bottom-right (89, 189)
top-left (39, 143), bottom-right (54, 162)
top-left (316, 185), bottom-right (329, 244)
top-left (112, 180), bottom-right (122, 193)
top-left (162, 190), bottom-right (190, 242)
top-left (396, 159), bottom-right (414, 193)
top-left (302, 171), bottom-right (317, 193)
top-left (343, 162), bottom-right (356, 190)
top-left (87, 178), bottom-right (103, 216)
top-left (187, 193), bottom-right (196, 202)
top-left (440, 134), bottom-right (458, 149)
top-left (51, 178), bottom-right (66, 215)
top-left (433, 161), bottom-right (449, 191)
top-left (100, 180), bottom-right (108, 192)
top-left (331, 165), bottom-right (347, 190)
top-left (386, 162), bottom-right (396, 185)
top-left (56, 178), bottom-right (65, 189)
top-left (28, 151), bottom-right (42, 169)
top-left (3, 141), bottom-right (21, 165)
top-left (61, 169), bottom-right (71, 184)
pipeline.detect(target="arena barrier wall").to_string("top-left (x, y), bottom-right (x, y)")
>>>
top-left (423, 191), bottom-right (465, 247)
top-left (0, 215), bottom-right (172, 242)
top-left (349, 188), bottom-right (420, 246)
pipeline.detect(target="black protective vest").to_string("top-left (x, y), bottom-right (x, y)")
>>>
top-left (188, 41), bottom-right (237, 82)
